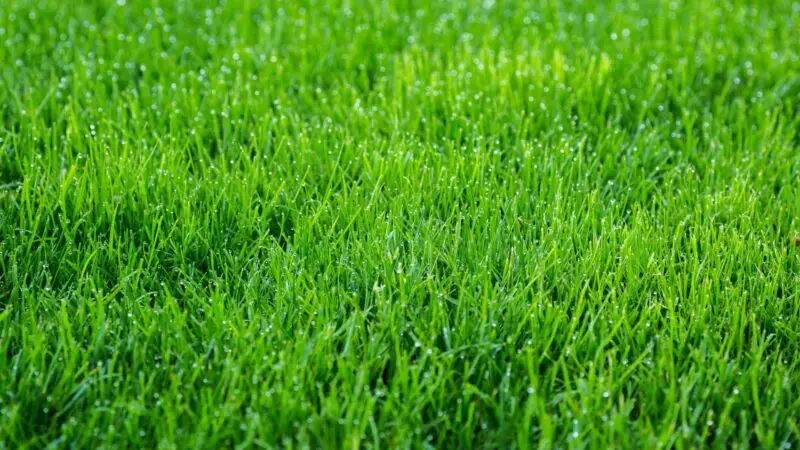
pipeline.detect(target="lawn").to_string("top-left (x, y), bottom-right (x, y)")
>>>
top-left (1, 0), bottom-right (799, 448)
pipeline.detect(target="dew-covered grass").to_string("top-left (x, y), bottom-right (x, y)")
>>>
top-left (1, 0), bottom-right (800, 448)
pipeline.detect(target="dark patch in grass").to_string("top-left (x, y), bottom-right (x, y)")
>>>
top-left (262, 208), bottom-right (295, 250)
top-left (0, 157), bottom-right (23, 188)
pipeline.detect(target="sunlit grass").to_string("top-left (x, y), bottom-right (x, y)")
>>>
top-left (1, 0), bottom-right (799, 448)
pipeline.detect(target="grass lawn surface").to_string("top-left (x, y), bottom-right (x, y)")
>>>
top-left (1, 0), bottom-right (800, 448)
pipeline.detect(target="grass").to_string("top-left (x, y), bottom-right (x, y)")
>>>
top-left (1, 0), bottom-right (799, 448)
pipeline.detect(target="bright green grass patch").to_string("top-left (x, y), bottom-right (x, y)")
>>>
top-left (1, 0), bottom-right (799, 448)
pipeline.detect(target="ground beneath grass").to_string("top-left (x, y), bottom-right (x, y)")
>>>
top-left (1, 0), bottom-right (799, 448)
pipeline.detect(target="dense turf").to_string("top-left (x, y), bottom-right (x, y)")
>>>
top-left (1, 0), bottom-right (799, 448)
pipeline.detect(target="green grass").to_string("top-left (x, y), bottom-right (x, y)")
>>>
top-left (1, 0), bottom-right (799, 448)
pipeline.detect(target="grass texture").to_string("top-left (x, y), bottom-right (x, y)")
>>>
top-left (1, 0), bottom-right (800, 448)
